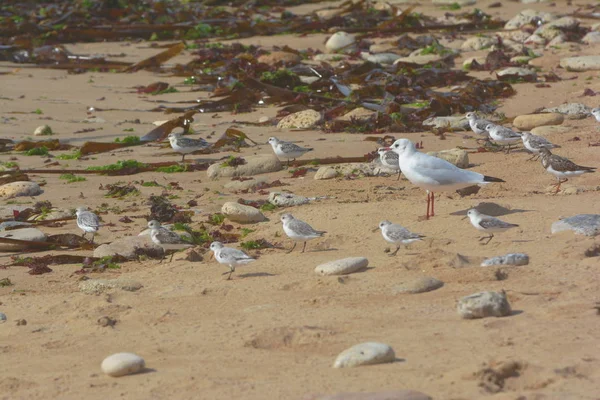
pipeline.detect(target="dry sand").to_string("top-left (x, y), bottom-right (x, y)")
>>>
top-left (1, 1), bottom-right (600, 399)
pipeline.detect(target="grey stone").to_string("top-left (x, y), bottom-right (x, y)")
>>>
top-left (207, 154), bottom-right (283, 179)
top-left (313, 54), bottom-right (350, 62)
top-left (560, 56), bottom-right (600, 72)
top-left (497, 67), bottom-right (537, 80)
top-left (504, 9), bottom-right (556, 30)
top-left (582, 31), bottom-right (600, 44)
top-left (461, 36), bottom-right (498, 51)
top-left (277, 109), bottom-right (322, 129)
top-left (314, 166), bottom-right (338, 180)
top-left (392, 277), bottom-right (444, 294)
top-left (457, 291), bottom-right (512, 319)
top-left (0, 181), bottom-right (43, 199)
top-left (0, 228), bottom-right (47, 252)
top-left (303, 391), bottom-right (432, 400)
top-left (535, 17), bottom-right (579, 40)
top-left (333, 342), bottom-right (395, 368)
top-left (360, 52), bottom-right (401, 65)
top-left (221, 202), bottom-right (266, 223)
top-left (257, 51), bottom-right (301, 66)
top-left (101, 353), bottom-right (146, 377)
top-left (325, 32), bottom-right (357, 53)
top-left (33, 125), bottom-right (53, 136)
top-left (423, 116), bottom-right (469, 131)
top-left (79, 279), bottom-right (143, 295)
top-left (0, 221), bottom-right (32, 231)
top-left (541, 103), bottom-right (591, 119)
top-left (224, 177), bottom-right (267, 191)
top-left (93, 235), bottom-right (164, 260)
top-left (481, 253), bottom-right (529, 267)
top-left (315, 257), bottom-right (369, 276)
top-left (426, 149), bottom-right (469, 168)
top-left (0, 205), bottom-right (30, 219)
top-left (394, 53), bottom-right (450, 66)
top-left (338, 107), bottom-right (376, 122)
top-left (551, 214), bottom-right (600, 237)
top-left (268, 192), bottom-right (310, 207)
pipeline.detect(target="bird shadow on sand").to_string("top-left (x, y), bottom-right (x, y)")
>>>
top-left (450, 202), bottom-right (534, 217)
top-left (237, 272), bottom-right (276, 278)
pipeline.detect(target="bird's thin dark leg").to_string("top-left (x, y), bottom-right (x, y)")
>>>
top-left (396, 171), bottom-right (401, 181)
top-left (389, 246), bottom-right (400, 256)
top-left (227, 266), bottom-right (235, 280)
top-left (89, 233), bottom-right (95, 244)
top-left (81, 232), bottom-right (87, 239)
top-left (430, 192), bottom-right (435, 217)
top-left (425, 192), bottom-right (431, 220)
top-left (181, 154), bottom-right (186, 163)
top-left (527, 153), bottom-right (539, 161)
top-left (301, 242), bottom-right (307, 253)
top-left (286, 242), bottom-right (297, 254)
top-left (169, 251), bottom-right (174, 262)
top-left (479, 234), bottom-right (494, 245)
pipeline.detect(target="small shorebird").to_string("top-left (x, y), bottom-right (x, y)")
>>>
top-left (267, 137), bottom-right (313, 166)
top-left (377, 147), bottom-right (401, 180)
top-left (389, 139), bottom-right (505, 220)
top-left (520, 131), bottom-right (558, 161)
top-left (76, 207), bottom-right (101, 244)
top-left (280, 213), bottom-right (326, 253)
top-left (168, 132), bottom-right (211, 162)
top-left (209, 241), bottom-right (255, 280)
top-left (464, 209), bottom-right (518, 245)
top-left (375, 220), bottom-right (425, 256)
top-left (147, 220), bottom-right (192, 262)
top-left (484, 124), bottom-right (521, 153)
top-left (538, 148), bottom-right (596, 193)
top-left (465, 112), bottom-right (492, 138)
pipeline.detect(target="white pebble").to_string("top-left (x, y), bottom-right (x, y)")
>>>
top-left (315, 257), bottom-right (368, 276)
top-left (101, 352), bottom-right (145, 377)
top-left (333, 342), bottom-right (395, 368)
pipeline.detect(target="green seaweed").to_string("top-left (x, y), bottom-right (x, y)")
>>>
top-left (59, 174), bottom-right (86, 183)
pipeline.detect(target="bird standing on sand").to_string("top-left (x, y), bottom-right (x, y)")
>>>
top-left (464, 209), bottom-right (519, 245)
top-left (377, 147), bottom-right (401, 180)
top-left (520, 131), bottom-right (558, 161)
top-left (147, 220), bottom-right (191, 262)
top-left (375, 220), bottom-right (424, 256)
top-left (484, 124), bottom-right (521, 153)
top-left (268, 137), bottom-right (313, 166)
top-left (168, 132), bottom-right (211, 162)
top-left (280, 213), bottom-right (326, 253)
top-left (76, 207), bottom-right (101, 244)
top-left (210, 241), bottom-right (255, 280)
top-left (389, 139), bottom-right (505, 220)
top-left (465, 112), bottom-right (492, 138)
top-left (538, 148), bottom-right (596, 193)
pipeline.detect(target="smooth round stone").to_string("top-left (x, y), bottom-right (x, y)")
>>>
top-left (582, 31), bottom-right (600, 44)
top-left (426, 149), bottom-right (469, 168)
top-left (338, 107), bottom-right (376, 122)
top-left (206, 154), bottom-right (283, 178)
top-left (257, 51), bottom-right (301, 66)
top-left (277, 109), bottom-right (322, 129)
top-left (268, 192), bottom-right (310, 207)
top-left (325, 32), bottom-right (357, 53)
top-left (497, 67), bottom-right (537, 80)
top-left (423, 116), bottom-right (469, 131)
top-left (512, 113), bottom-right (564, 130)
top-left (314, 166), bottom-right (338, 180)
top-left (221, 202), bottom-right (266, 224)
top-left (224, 177), bottom-right (267, 191)
top-left (93, 235), bottom-right (163, 260)
top-left (560, 56), bottom-right (600, 72)
top-left (461, 36), bottom-right (498, 51)
top-left (101, 353), bottom-right (145, 377)
top-left (481, 253), bottom-right (529, 267)
top-left (541, 103), bottom-right (591, 119)
top-left (551, 214), bottom-right (600, 237)
top-left (504, 9), bottom-right (556, 30)
top-left (360, 52), bottom-right (401, 65)
top-left (0, 312), bottom-right (6, 323)
top-left (315, 257), bottom-right (368, 276)
top-left (333, 342), bottom-right (395, 368)
top-left (0, 228), bottom-right (47, 252)
top-left (457, 291), bottom-right (512, 319)
top-left (34, 125), bottom-right (53, 136)
top-left (530, 125), bottom-right (570, 135)
top-left (0, 181), bottom-right (43, 199)
top-left (392, 277), bottom-right (444, 294)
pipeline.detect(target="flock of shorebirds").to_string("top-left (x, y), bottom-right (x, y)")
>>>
top-left (73, 110), bottom-right (597, 279)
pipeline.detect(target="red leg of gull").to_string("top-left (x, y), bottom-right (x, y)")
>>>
top-left (431, 192), bottom-right (435, 217)
top-left (425, 192), bottom-right (431, 220)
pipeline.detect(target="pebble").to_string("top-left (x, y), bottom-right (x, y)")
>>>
top-left (206, 154), bottom-right (283, 179)
top-left (510, 56), bottom-right (533, 64)
top-left (0, 221), bottom-right (32, 231)
top-left (93, 235), bottom-right (163, 260)
top-left (535, 17), bottom-right (579, 40)
top-left (98, 316), bottom-right (117, 327)
top-left (0, 181), bottom-right (43, 199)
top-left (394, 53), bottom-right (450, 65)
top-left (426, 149), bottom-right (469, 168)
top-left (0, 312), bottom-right (6, 323)
top-left (423, 116), bottom-right (469, 131)
top-left (551, 214), bottom-right (600, 237)
top-left (268, 192), bottom-right (310, 207)
top-left (541, 103), bottom-right (591, 120)
top-left (101, 353), bottom-right (146, 377)
top-left (79, 279), bottom-right (144, 295)
top-left (512, 113), bottom-right (564, 130)
top-left (481, 253), bottom-right (529, 267)
top-left (224, 177), bottom-right (267, 191)
top-left (303, 391), bottom-right (432, 400)
top-left (392, 277), bottom-right (444, 294)
top-left (525, 34), bottom-right (546, 46)
top-left (315, 257), bottom-right (368, 276)
top-left (504, 9), bottom-right (556, 30)
top-left (325, 31), bottom-right (357, 53)
top-left (0, 228), bottom-right (47, 252)
top-left (313, 54), bottom-right (350, 62)
top-left (221, 202), bottom-right (266, 223)
top-left (582, 32), bottom-right (600, 44)
top-left (333, 342), bottom-right (395, 368)
top-left (461, 36), bottom-right (498, 51)
top-left (314, 166), bottom-right (338, 180)
top-left (277, 109), bottom-right (322, 129)
top-left (457, 291), bottom-right (512, 319)
top-left (360, 52), bottom-right (401, 65)
top-left (432, 0), bottom-right (475, 5)
top-left (497, 67), bottom-right (537, 81)
top-left (257, 51), bottom-right (301, 66)
top-left (530, 125), bottom-right (571, 135)
top-left (338, 107), bottom-right (376, 122)
top-left (33, 125), bottom-right (53, 136)
top-left (560, 56), bottom-right (600, 72)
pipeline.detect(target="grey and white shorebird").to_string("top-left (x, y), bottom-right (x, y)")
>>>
top-left (377, 147), bottom-right (401, 180)
top-left (147, 220), bottom-right (192, 262)
top-left (76, 207), bottom-right (101, 244)
top-left (209, 241), bottom-right (255, 280)
top-left (484, 124), bottom-right (521, 153)
top-left (520, 131), bottom-right (558, 161)
top-left (465, 112), bottom-right (492, 138)
top-left (464, 209), bottom-right (519, 245)
top-left (375, 220), bottom-right (425, 256)
top-left (168, 132), bottom-right (211, 162)
top-left (538, 148), bottom-right (596, 193)
top-left (591, 108), bottom-right (600, 122)
top-left (280, 213), bottom-right (326, 253)
top-left (389, 139), bottom-right (505, 220)
top-left (267, 136), bottom-right (313, 166)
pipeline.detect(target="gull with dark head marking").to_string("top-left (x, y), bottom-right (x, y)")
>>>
top-left (168, 132), bottom-right (211, 162)
top-left (76, 207), bottom-right (101, 244)
top-left (375, 220), bottom-right (425, 256)
top-left (484, 124), bottom-right (521, 153)
top-left (390, 138), bottom-right (505, 220)
top-left (520, 131), bottom-right (558, 161)
top-left (465, 112), bottom-right (492, 138)
top-left (210, 241), bottom-right (255, 280)
top-left (377, 147), bottom-right (401, 180)
top-left (268, 137), bottom-right (313, 166)
top-left (280, 213), bottom-right (326, 253)
top-left (465, 209), bottom-right (518, 245)
top-left (147, 220), bottom-right (192, 262)
top-left (538, 148), bottom-right (596, 193)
